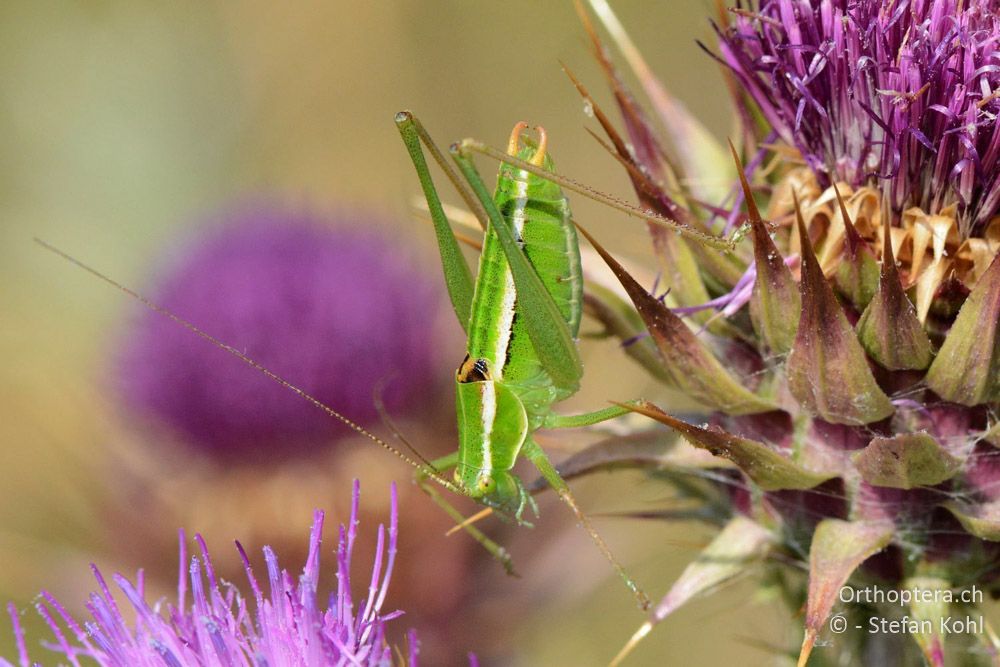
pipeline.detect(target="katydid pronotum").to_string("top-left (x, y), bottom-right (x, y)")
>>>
top-left (394, 111), bottom-right (741, 611)
top-left (36, 112), bottom-right (740, 613)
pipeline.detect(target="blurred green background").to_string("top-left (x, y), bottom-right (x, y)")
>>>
top-left (0, 1), bottom-right (800, 665)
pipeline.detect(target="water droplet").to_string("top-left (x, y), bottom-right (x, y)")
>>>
top-left (583, 100), bottom-right (594, 118)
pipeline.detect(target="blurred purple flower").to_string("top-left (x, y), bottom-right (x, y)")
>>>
top-left (3, 481), bottom-right (417, 667)
top-left (719, 0), bottom-right (1000, 228)
top-left (116, 203), bottom-right (445, 461)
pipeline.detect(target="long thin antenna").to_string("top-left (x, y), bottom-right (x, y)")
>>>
top-left (372, 376), bottom-right (439, 472)
top-left (35, 238), bottom-right (464, 496)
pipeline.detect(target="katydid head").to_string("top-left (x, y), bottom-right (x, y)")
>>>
top-left (469, 469), bottom-right (525, 515)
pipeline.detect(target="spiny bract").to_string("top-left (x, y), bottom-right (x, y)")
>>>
top-left (574, 1), bottom-right (1000, 665)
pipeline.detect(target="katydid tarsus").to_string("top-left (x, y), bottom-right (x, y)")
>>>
top-left (395, 111), bottom-right (741, 611)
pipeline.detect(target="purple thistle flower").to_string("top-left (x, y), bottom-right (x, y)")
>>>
top-left (572, 1), bottom-right (1000, 663)
top-left (116, 202), bottom-right (447, 461)
top-left (719, 0), bottom-right (1000, 229)
top-left (3, 481), bottom-right (417, 667)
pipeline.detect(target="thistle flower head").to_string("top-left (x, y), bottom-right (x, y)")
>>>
top-left (117, 203), bottom-right (445, 461)
top-left (719, 0), bottom-right (1000, 230)
top-left (572, 2), bottom-right (1000, 664)
top-left (3, 481), bottom-right (416, 666)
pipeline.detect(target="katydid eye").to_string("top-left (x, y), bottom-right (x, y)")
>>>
top-left (457, 355), bottom-right (491, 383)
top-left (477, 475), bottom-right (496, 493)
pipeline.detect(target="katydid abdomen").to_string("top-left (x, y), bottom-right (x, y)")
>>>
top-left (466, 145), bottom-right (582, 407)
top-left (456, 126), bottom-right (582, 506)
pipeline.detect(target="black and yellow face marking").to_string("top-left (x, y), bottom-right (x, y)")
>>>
top-left (457, 355), bottom-right (491, 383)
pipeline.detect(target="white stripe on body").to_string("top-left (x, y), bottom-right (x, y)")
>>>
top-left (480, 380), bottom-right (497, 466)
top-left (490, 171), bottom-right (529, 380)
top-left (562, 199), bottom-right (581, 329)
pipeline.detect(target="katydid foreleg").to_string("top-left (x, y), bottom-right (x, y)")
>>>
top-left (415, 452), bottom-right (517, 576)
